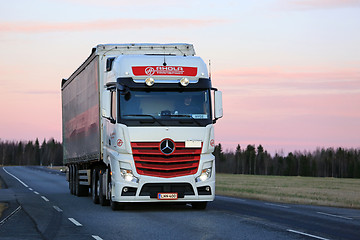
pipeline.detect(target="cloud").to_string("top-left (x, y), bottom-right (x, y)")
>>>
top-left (215, 68), bottom-right (360, 89)
top-left (58, 0), bottom-right (185, 6)
top-left (0, 18), bottom-right (225, 34)
top-left (276, 0), bottom-right (360, 10)
top-left (22, 91), bottom-right (60, 95)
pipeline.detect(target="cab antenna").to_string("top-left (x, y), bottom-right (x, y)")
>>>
top-left (209, 60), bottom-right (211, 79)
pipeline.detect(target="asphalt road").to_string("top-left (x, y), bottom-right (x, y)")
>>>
top-left (0, 166), bottom-right (359, 240)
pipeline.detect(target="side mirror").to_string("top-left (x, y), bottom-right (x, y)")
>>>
top-left (214, 90), bottom-right (223, 122)
top-left (101, 89), bottom-right (116, 124)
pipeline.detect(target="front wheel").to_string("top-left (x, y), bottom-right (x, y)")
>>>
top-left (91, 168), bottom-right (99, 204)
top-left (99, 170), bottom-right (109, 206)
top-left (108, 177), bottom-right (126, 210)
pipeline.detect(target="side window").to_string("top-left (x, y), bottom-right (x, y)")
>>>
top-left (110, 90), bottom-right (116, 121)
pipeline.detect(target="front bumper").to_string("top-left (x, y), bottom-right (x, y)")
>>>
top-left (111, 174), bottom-right (215, 203)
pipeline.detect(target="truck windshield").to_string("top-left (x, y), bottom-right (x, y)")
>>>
top-left (118, 89), bottom-right (211, 126)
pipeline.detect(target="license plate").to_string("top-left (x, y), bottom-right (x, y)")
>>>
top-left (157, 193), bottom-right (178, 200)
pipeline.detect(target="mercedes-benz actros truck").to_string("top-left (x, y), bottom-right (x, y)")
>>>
top-left (61, 43), bottom-right (223, 210)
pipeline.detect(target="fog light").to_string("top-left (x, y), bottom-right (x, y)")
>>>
top-left (145, 77), bottom-right (155, 86)
top-left (180, 77), bottom-right (189, 86)
top-left (206, 186), bottom-right (210, 192)
top-left (120, 169), bottom-right (139, 183)
top-left (195, 168), bottom-right (212, 182)
top-left (123, 187), bottom-right (128, 193)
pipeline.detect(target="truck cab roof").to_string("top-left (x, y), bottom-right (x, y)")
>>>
top-left (94, 43), bottom-right (196, 56)
top-left (108, 54), bottom-right (209, 81)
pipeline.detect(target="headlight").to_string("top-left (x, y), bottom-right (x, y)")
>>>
top-left (120, 169), bottom-right (139, 183)
top-left (180, 77), bottom-right (189, 86)
top-left (145, 77), bottom-right (155, 86)
top-left (195, 168), bottom-right (212, 182)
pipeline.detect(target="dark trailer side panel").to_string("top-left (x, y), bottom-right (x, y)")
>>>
top-left (61, 55), bottom-right (101, 164)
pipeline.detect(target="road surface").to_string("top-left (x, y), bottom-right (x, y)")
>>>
top-left (0, 166), bottom-right (359, 240)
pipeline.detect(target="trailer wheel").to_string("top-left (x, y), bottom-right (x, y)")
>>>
top-left (99, 170), bottom-right (109, 206)
top-left (192, 202), bottom-right (207, 210)
top-left (68, 165), bottom-right (71, 190)
top-left (75, 166), bottom-right (88, 197)
top-left (92, 168), bottom-right (99, 204)
top-left (69, 165), bottom-right (73, 194)
top-left (71, 165), bottom-right (76, 195)
top-left (74, 165), bottom-right (80, 196)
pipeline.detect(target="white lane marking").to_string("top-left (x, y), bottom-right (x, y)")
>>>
top-left (92, 235), bottom-right (103, 240)
top-left (28, 188), bottom-right (33, 191)
top-left (41, 196), bottom-right (50, 202)
top-left (68, 218), bottom-right (82, 226)
top-left (34, 191), bottom-right (39, 195)
top-left (287, 229), bottom-right (330, 240)
top-left (0, 206), bottom-right (22, 225)
top-left (265, 203), bottom-right (290, 209)
top-left (3, 167), bottom-right (29, 187)
top-left (317, 211), bottom-right (353, 220)
top-left (53, 206), bottom-right (63, 212)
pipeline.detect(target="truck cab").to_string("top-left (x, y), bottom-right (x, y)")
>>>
top-left (62, 44), bottom-right (222, 210)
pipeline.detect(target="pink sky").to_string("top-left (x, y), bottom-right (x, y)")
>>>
top-left (0, 0), bottom-right (359, 155)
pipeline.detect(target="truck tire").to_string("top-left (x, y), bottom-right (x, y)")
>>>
top-left (109, 181), bottom-right (125, 210)
top-left (92, 168), bottom-right (99, 204)
top-left (192, 202), bottom-right (207, 210)
top-left (75, 166), bottom-right (88, 197)
top-left (99, 171), bottom-right (110, 206)
top-left (69, 165), bottom-right (74, 194)
top-left (68, 165), bottom-right (71, 190)
top-left (71, 165), bottom-right (76, 195)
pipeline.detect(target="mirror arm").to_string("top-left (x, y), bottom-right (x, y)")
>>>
top-left (102, 116), bottom-right (116, 124)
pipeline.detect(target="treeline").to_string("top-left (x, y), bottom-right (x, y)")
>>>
top-left (214, 144), bottom-right (360, 178)
top-left (2, 139), bottom-right (359, 178)
top-left (0, 139), bottom-right (63, 166)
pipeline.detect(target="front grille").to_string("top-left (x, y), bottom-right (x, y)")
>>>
top-left (131, 142), bottom-right (201, 178)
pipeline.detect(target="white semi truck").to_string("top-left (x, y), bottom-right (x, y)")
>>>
top-left (61, 43), bottom-right (223, 210)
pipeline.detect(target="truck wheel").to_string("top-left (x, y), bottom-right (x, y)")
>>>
top-left (71, 165), bottom-right (76, 195)
top-left (99, 171), bottom-right (110, 206)
top-left (69, 165), bottom-right (74, 194)
top-left (109, 182), bottom-right (125, 210)
top-left (192, 202), bottom-right (207, 210)
top-left (92, 169), bottom-right (99, 204)
top-left (68, 165), bottom-right (71, 190)
top-left (75, 166), bottom-right (80, 196)
top-left (75, 166), bottom-right (88, 197)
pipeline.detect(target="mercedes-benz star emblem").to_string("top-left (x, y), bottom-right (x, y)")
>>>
top-left (160, 139), bottom-right (175, 155)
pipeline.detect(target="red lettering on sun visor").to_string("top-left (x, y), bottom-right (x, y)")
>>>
top-left (132, 66), bottom-right (197, 76)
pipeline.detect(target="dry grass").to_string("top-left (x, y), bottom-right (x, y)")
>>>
top-left (0, 203), bottom-right (8, 218)
top-left (47, 166), bottom-right (67, 172)
top-left (0, 173), bottom-right (7, 217)
top-left (216, 174), bottom-right (360, 209)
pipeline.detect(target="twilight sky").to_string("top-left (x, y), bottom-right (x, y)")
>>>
top-left (0, 0), bottom-right (359, 155)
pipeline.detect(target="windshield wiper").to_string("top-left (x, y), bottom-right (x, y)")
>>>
top-left (167, 114), bottom-right (202, 126)
top-left (123, 114), bottom-right (164, 126)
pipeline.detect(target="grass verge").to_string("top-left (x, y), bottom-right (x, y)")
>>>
top-left (0, 171), bottom-right (8, 218)
top-left (0, 203), bottom-right (8, 218)
top-left (47, 166), bottom-right (67, 172)
top-left (216, 174), bottom-right (360, 209)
